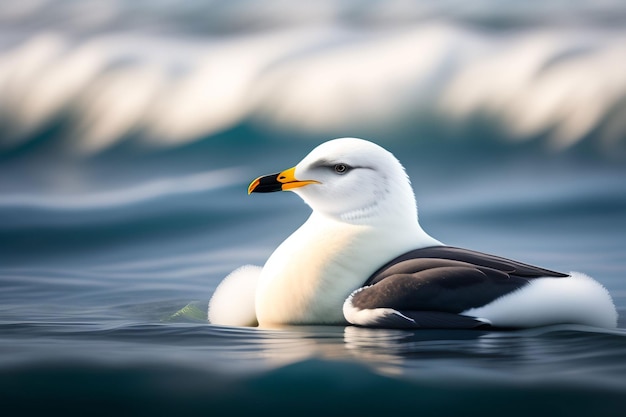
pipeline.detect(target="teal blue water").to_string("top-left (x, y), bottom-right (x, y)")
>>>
top-left (2, 1), bottom-right (626, 415)
top-left (1, 137), bottom-right (625, 416)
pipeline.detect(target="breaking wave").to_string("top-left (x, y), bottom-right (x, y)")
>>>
top-left (1, 0), bottom-right (625, 156)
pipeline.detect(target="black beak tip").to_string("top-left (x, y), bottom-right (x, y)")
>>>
top-left (250, 173), bottom-right (282, 193)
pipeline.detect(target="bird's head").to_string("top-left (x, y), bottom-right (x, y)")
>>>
top-left (248, 138), bottom-right (418, 225)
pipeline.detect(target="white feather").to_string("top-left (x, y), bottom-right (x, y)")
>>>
top-left (461, 272), bottom-right (618, 328)
top-left (343, 287), bottom-right (416, 326)
top-left (208, 265), bottom-right (261, 327)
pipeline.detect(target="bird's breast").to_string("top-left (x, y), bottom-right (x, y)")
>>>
top-left (255, 217), bottom-right (420, 327)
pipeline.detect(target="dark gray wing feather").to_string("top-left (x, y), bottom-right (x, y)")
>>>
top-left (348, 246), bottom-right (569, 329)
top-left (367, 309), bottom-right (490, 329)
top-left (366, 246), bottom-right (568, 286)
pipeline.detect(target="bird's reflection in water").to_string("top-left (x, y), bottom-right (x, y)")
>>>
top-left (248, 324), bottom-right (512, 377)
top-left (342, 326), bottom-right (515, 376)
top-left (222, 323), bottom-right (621, 382)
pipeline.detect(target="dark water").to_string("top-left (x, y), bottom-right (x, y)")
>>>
top-left (2, 1), bottom-right (626, 416)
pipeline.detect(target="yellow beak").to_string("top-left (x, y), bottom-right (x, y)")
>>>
top-left (248, 167), bottom-right (320, 194)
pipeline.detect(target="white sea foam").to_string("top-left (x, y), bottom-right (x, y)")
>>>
top-left (0, 1), bottom-right (625, 154)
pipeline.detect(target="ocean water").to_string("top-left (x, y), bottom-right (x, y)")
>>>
top-left (1, 1), bottom-right (626, 416)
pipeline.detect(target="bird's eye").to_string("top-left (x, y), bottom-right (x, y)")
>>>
top-left (334, 164), bottom-right (349, 174)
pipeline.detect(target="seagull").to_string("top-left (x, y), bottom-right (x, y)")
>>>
top-left (208, 138), bottom-right (617, 329)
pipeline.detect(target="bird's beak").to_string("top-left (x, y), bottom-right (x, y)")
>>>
top-left (248, 167), bottom-right (319, 194)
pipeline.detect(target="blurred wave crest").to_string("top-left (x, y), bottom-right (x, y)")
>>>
top-left (1, 0), bottom-right (625, 156)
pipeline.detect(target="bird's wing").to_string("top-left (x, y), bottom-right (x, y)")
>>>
top-left (344, 246), bottom-right (569, 329)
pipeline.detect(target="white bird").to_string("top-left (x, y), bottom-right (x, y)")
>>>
top-left (208, 138), bottom-right (617, 329)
